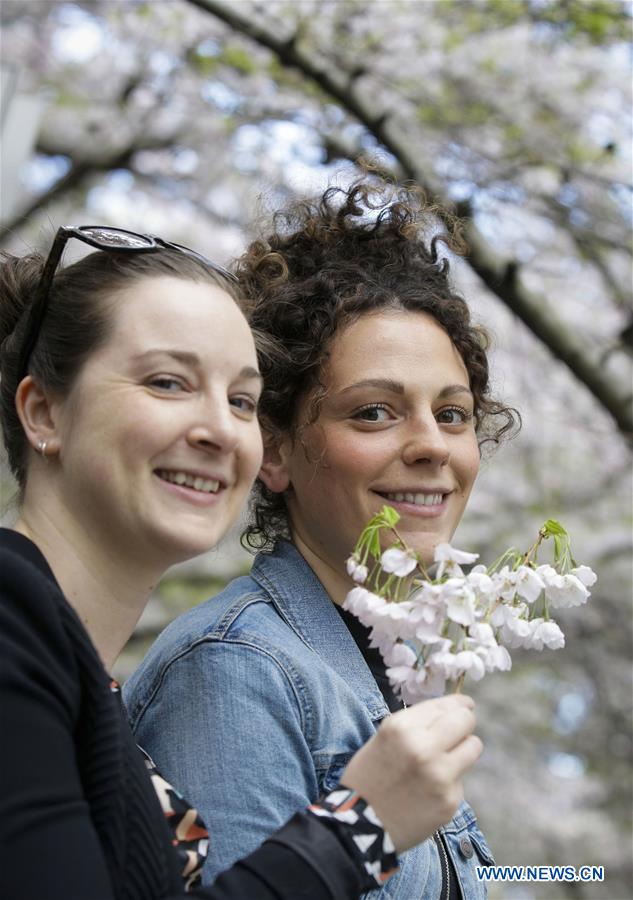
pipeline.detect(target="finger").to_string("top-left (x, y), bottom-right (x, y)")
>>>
top-left (445, 734), bottom-right (483, 775)
top-left (395, 693), bottom-right (475, 731)
top-left (423, 705), bottom-right (477, 753)
top-left (420, 693), bottom-right (475, 713)
top-left (442, 693), bottom-right (475, 709)
top-left (426, 694), bottom-right (475, 726)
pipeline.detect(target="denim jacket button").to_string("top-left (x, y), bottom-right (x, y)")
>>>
top-left (459, 837), bottom-right (474, 859)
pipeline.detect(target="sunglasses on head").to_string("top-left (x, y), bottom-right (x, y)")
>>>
top-left (17, 225), bottom-right (238, 383)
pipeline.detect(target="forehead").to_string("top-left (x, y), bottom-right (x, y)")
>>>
top-left (326, 310), bottom-right (468, 384)
top-left (105, 275), bottom-right (255, 358)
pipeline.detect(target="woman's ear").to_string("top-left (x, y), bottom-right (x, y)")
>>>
top-left (258, 436), bottom-right (292, 494)
top-left (15, 376), bottom-right (61, 457)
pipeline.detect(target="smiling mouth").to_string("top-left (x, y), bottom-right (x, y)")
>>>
top-left (156, 469), bottom-right (221, 495)
top-left (377, 490), bottom-right (447, 507)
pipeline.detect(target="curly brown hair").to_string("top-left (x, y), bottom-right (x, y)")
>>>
top-left (236, 179), bottom-right (519, 551)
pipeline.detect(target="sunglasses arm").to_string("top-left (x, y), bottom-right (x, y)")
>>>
top-left (16, 228), bottom-right (73, 382)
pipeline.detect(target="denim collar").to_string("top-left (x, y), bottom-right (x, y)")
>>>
top-left (251, 540), bottom-right (389, 720)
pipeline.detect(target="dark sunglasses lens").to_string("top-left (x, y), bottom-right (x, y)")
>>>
top-left (79, 227), bottom-right (154, 249)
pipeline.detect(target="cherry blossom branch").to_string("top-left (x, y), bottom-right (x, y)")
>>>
top-left (345, 507), bottom-right (596, 703)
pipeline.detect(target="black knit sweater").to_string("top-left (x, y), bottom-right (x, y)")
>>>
top-left (0, 529), bottom-right (365, 900)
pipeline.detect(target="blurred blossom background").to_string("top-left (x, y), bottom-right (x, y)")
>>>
top-left (1, 1), bottom-right (631, 896)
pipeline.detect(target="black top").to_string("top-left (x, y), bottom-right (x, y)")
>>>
top-left (335, 603), bottom-right (403, 713)
top-left (0, 529), bottom-right (366, 900)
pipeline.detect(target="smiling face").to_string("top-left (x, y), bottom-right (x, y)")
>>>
top-left (48, 276), bottom-right (263, 568)
top-left (268, 310), bottom-right (480, 590)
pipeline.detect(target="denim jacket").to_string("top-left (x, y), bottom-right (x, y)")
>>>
top-left (125, 541), bottom-right (494, 897)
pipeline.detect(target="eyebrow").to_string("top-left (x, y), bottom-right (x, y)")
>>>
top-left (338, 378), bottom-right (472, 399)
top-left (133, 349), bottom-right (262, 381)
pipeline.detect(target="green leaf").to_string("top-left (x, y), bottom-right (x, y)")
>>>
top-left (363, 505), bottom-right (400, 531)
top-left (541, 519), bottom-right (569, 537)
top-left (379, 505), bottom-right (400, 528)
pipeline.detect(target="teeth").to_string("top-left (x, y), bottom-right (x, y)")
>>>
top-left (157, 470), bottom-right (220, 494)
top-left (383, 491), bottom-right (443, 507)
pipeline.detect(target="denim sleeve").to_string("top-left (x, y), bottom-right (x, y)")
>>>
top-left (131, 638), bottom-right (321, 886)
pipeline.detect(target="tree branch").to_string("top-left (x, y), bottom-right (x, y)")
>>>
top-left (0, 158), bottom-right (93, 244)
top-left (186, 0), bottom-right (632, 438)
top-left (0, 135), bottom-right (178, 246)
top-left (455, 208), bottom-right (633, 421)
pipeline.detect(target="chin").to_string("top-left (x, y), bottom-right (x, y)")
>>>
top-left (407, 535), bottom-right (444, 568)
top-left (152, 528), bottom-right (219, 569)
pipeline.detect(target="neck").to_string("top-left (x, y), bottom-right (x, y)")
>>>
top-left (15, 506), bottom-right (159, 672)
top-left (290, 529), bottom-right (351, 607)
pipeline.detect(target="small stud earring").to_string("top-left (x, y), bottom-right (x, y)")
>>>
top-left (37, 439), bottom-right (48, 456)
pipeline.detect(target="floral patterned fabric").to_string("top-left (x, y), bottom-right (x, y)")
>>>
top-left (308, 787), bottom-right (398, 888)
top-left (111, 681), bottom-right (209, 891)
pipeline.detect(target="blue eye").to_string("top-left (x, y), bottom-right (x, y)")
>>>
top-left (230, 395), bottom-right (258, 415)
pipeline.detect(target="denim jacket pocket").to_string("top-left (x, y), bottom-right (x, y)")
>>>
top-left (465, 826), bottom-right (495, 867)
top-left (441, 801), bottom-right (495, 899)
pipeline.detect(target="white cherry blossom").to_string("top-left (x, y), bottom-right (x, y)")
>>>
top-left (345, 510), bottom-right (593, 701)
top-left (383, 641), bottom-right (417, 669)
top-left (343, 587), bottom-right (385, 623)
top-left (469, 622), bottom-right (497, 645)
top-left (412, 606), bottom-right (446, 644)
top-left (380, 547), bottom-right (418, 576)
top-left (346, 556), bottom-right (369, 584)
top-left (467, 624), bottom-right (513, 672)
top-left (466, 567), bottom-right (496, 599)
top-left (542, 572), bottom-right (590, 608)
top-left (524, 619), bottom-right (565, 650)
top-left (490, 603), bottom-right (532, 648)
top-left (426, 650), bottom-right (460, 680)
top-left (491, 566), bottom-right (520, 602)
top-left (399, 666), bottom-right (447, 704)
top-left (452, 650), bottom-right (487, 681)
top-left (514, 565), bottom-right (546, 603)
top-left (486, 643), bottom-right (512, 672)
top-left (442, 581), bottom-right (478, 627)
top-left (535, 564), bottom-right (558, 584)
top-left (571, 565), bottom-right (597, 587)
top-left (433, 543), bottom-right (479, 578)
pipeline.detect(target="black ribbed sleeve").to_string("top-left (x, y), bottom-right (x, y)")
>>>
top-left (0, 530), bottom-right (365, 900)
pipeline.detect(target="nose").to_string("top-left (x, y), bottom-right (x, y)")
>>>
top-left (401, 414), bottom-right (450, 467)
top-left (186, 397), bottom-right (239, 454)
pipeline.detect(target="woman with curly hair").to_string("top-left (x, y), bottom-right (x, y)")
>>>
top-left (126, 180), bottom-right (516, 897)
